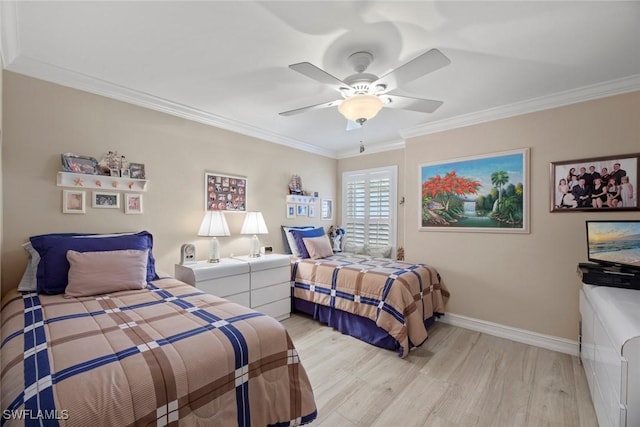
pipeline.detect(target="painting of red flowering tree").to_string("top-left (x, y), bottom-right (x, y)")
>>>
top-left (420, 148), bottom-right (529, 233)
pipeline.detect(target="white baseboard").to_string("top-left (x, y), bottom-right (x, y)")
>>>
top-left (437, 313), bottom-right (579, 357)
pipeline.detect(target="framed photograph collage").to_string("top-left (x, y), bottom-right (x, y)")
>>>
top-left (205, 172), bottom-right (246, 211)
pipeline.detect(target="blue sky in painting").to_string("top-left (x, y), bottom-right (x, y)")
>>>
top-left (421, 153), bottom-right (525, 198)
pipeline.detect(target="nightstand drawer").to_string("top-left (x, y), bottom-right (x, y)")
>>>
top-left (254, 297), bottom-right (291, 320)
top-left (251, 266), bottom-right (290, 290)
top-left (251, 282), bottom-right (290, 307)
top-left (197, 275), bottom-right (250, 298)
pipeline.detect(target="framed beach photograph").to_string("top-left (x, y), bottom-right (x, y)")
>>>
top-left (205, 172), bottom-right (246, 211)
top-left (62, 190), bottom-right (86, 214)
top-left (420, 148), bottom-right (529, 233)
top-left (550, 153), bottom-right (639, 212)
top-left (125, 193), bottom-right (143, 214)
top-left (92, 191), bottom-right (120, 209)
top-left (321, 199), bottom-right (333, 221)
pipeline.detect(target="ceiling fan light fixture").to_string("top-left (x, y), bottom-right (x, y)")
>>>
top-left (338, 94), bottom-right (383, 122)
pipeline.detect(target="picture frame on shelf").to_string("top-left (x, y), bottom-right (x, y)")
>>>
top-left (120, 169), bottom-right (131, 178)
top-left (92, 191), bottom-right (120, 209)
top-left (286, 203), bottom-right (296, 219)
top-left (109, 168), bottom-right (120, 177)
top-left (296, 204), bottom-right (308, 217)
top-left (124, 193), bottom-right (143, 214)
top-left (321, 199), bottom-right (333, 221)
top-left (420, 148), bottom-right (529, 233)
top-left (205, 172), bottom-right (246, 211)
top-left (62, 190), bottom-right (86, 214)
top-left (61, 154), bottom-right (99, 175)
top-left (129, 163), bottom-right (146, 179)
top-left (550, 153), bottom-right (639, 212)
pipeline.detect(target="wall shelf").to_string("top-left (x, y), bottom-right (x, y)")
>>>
top-left (57, 171), bottom-right (148, 192)
top-left (286, 195), bottom-right (317, 204)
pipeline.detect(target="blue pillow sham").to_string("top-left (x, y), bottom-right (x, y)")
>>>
top-left (29, 231), bottom-right (158, 295)
top-left (289, 227), bottom-right (326, 258)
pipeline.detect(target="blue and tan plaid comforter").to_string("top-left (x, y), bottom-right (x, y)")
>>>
top-left (291, 254), bottom-right (450, 358)
top-left (1, 277), bottom-right (317, 426)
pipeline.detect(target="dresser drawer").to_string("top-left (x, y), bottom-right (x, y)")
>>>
top-left (226, 291), bottom-right (251, 307)
top-left (253, 297), bottom-right (291, 321)
top-left (197, 274), bottom-right (250, 298)
top-left (251, 266), bottom-right (290, 290)
top-left (251, 282), bottom-right (290, 308)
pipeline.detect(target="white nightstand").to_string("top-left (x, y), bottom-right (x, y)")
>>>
top-left (233, 254), bottom-right (292, 320)
top-left (174, 259), bottom-right (250, 307)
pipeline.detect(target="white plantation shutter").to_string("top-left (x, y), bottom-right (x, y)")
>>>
top-left (342, 166), bottom-right (397, 250)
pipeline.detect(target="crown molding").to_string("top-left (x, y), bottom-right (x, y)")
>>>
top-left (401, 74), bottom-right (640, 139)
top-left (336, 139), bottom-right (405, 159)
top-left (0, 1), bottom-right (19, 67)
top-left (5, 55), bottom-right (338, 159)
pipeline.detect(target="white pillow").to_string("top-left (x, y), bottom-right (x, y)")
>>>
top-left (365, 245), bottom-right (392, 259)
top-left (282, 226), bottom-right (314, 256)
top-left (17, 242), bottom-right (40, 292)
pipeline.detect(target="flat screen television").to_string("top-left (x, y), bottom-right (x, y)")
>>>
top-left (586, 220), bottom-right (640, 272)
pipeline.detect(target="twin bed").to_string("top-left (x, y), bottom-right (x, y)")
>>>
top-left (1, 232), bottom-right (316, 426)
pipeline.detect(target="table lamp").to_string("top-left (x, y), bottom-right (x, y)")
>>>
top-left (240, 211), bottom-right (268, 257)
top-left (198, 211), bottom-right (230, 263)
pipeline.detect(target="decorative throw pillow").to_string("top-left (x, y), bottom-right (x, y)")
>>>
top-left (281, 226), bottom-right (314, 256)
top-left (30, 231), bottom-right (158, 294)
top-left (17, 242), bottom-right (40, 292)
top-left (65, 249), bottom-right (149, 297)
top-left (289, 227), bottom-right (326, 258)
top-left (365, 245), bottom-right (393, 259)
top-left (302, 235), bottom-right (334, 260)
top-left (343, 241), bottom-right (366, 255)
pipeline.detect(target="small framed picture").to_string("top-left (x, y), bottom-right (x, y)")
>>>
top-left (92, 191), bottom-right (120, 209)
top-left (321, 199), bottom-right (333, 220)
top-left (125, 193), bottom-right (143, 214)
top-left (121, 169), bottom-right (130, 178)
top-left (296, 204), bottom-right (308, 216)
top-left (61, 154), bottom-right (99, 175)
top-left (62, 190), bottom-right (86, 214)
top-left (308, 205), bottom-right (316, 218)
top-left (286, 203), bottom-right (296, 219)
top-left (109, 168), bottom-right (120, 177)
top-left (130, 163), bottom-right (146, 179)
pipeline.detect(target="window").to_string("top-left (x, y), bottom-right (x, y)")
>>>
top-left (342, 166), bottom-right (397, 250)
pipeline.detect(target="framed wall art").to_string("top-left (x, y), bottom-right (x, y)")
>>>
top-left (420, 148), bottom-right (529, 233)
top-left (296, 204), bottom-right (308, 217)
top-left (550, 153), bottom-right (638, 212)
top-left (205, 172), bottom-right (246, 211)
top-left (321, 199), bottom-right (333, 220)
top-left (286, 203), bottom-right (296, 219)
top-left (61, 154), bottom-right (99, 175)
top-left (130, 163), bottom-right (146, 179)
top-left (125, 193), bottom-right (143, 214)
top-left (92, 191), bottom-right (120, 209)
top-left (62, 190), bottom-right (86, 214)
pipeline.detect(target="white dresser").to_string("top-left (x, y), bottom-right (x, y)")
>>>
top-left (233, 254), bottom-right (291, 321)
top-left (175, 254), bottom-right (291, 321)
top-left (579, 283), bottom-right (640, 427)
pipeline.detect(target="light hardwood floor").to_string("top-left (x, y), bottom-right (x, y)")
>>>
top-left (282, 314), bottom-right (598, 427)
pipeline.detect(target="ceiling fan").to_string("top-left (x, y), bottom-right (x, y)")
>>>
top-left (279, 48), bottom-right (451, 128)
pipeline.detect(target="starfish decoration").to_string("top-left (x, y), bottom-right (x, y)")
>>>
top-left (73, 178), bottom-right (84, 186)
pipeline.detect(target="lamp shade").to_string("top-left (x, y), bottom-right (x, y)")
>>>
top-left (241, 212), bottom-right (268, 235)
top-left (338, 94), bottom-right (384, 122)
top-left (197, 211), bottom-right (230, 237)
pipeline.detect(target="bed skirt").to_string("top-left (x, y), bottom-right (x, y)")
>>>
top-left (292, 297), bottom-right (437, 352)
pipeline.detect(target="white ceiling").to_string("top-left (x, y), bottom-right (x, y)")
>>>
top-left (1, 1), bottom-right (639, 158)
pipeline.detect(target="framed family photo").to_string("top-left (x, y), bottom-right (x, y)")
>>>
top-left (205, 172), bottom-right (246, 212)
top-left (419, 148), bottom-right (529, 233)
top-left (550, 153), bottom-right (638, 212)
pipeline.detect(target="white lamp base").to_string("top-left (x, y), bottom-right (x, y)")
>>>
top-left (249, 234), bottom-right (261, 258)
top-left (208, 237), bottom-right (221, 263)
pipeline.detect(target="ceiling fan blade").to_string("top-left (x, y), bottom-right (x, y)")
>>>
top-left (289, 62), bottom-right (351, 93)
top-left (373, 49), bottom-right (451, 93)
top-left (384, 95), bottom-right (443, 113)
top-left (279, 99), bottom-right (342, 117)
top-left (346, 120), bottom-right (361, 131)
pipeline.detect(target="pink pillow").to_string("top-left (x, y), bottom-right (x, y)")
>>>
top-left (302, 236), bottom-right (334, 259)
top-left (65, 249), bottom-right (149, 297)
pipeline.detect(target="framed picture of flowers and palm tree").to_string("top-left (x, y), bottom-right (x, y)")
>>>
top-left (419, 148), bottom-right (530, 233)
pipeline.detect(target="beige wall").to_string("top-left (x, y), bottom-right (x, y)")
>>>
top-left (1, 72), bottom-right (337, 296)
top-left (401, 92), bottom-right (639, 341)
